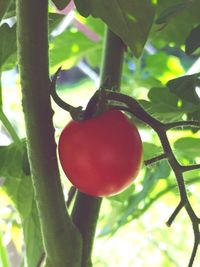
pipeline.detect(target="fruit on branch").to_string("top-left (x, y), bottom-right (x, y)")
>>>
top-left (58, 110), bottom-right (142, 197)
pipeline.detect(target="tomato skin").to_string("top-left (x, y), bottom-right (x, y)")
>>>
top-left (58, 110), bottom-right (142, 197)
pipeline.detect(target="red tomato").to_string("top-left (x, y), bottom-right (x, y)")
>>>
top-left (58, 110), bottom-right (142, 197)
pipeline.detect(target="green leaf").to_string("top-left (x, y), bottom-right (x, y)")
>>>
top-left (174, 137), bottom-right (200, 159)
top-left (0, 231), bottom-right (10, 267)
top-left (155, 2), bottom-right (186, 25)
top-left (110, 163), bottom-right (170, 232)
top-left (143, 142), bottom-right (162, 160)
top-left (0, 0), bottom-right (12, 22)
top-left (187, 109), bottom-right (200, 122)
top-left (148, 87), bottom-right (178, 106)
top-left (74, 0), bottom-right (91, 17)
top-left (139, 99), bottom-right (184, 121)
top-left (50, 28), bottom-right (102, 71)
top-left (0, 142), bottom-right (43, 267)
top-left (144, 52), bottom-right (184, 84)
top-left (167, 73), bottom-right (200, 105)
top-left (140, 87), bottom-right (187, 121)
top-left (0, 23), bottom-right (17, 70)
top-left (74, 0), bottom-right (156, 58)
top-left (185, 24), bottom-right (200, 55)
top-left (1, 0), bottom-right (15, 19)
top-left (0, 14), bottom-right (64, 71)
top-left (108, 184), bottom-right (135, 203)
top-left (80, 16), bottom-right (104, 67)
top-left (153, 0), bottom-right (200, 48)
top-left (51, 0), bottom-right (71, 10)
top-left (84, 16), bottom-right (105, 37)
top-left (49, 13), bottom-right (65, 33)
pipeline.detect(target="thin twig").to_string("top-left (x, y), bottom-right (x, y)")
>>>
top-left (188, 222), bottom-right (200, 267)
top-left (181, 164), bottom-right (200, 173)
top-left (166, 201), bottom-right (185, 227)
top-left (104, 90), bottom-right (200, 267)
top-left (50, 67), bottom-right (83, 120)
top-left (165, 120), bottom-right (200, 130)
top-left (144, 153), bottom-right (167, 166)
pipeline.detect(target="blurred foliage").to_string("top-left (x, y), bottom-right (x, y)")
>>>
top-left (0, 0), bottom-right (200, 266)
top-left (0, 24), bottom-right (16, 71)
top-left (0, 230), bottom-right (10, 267)
top-left (153, 0), bottom-right (200, 48)
top-left (185, 24), bottom-right (200, 56)
top-left (0, 142), bottom-right (43, 267)
top-left (50, 27), bottom-right (99, 71)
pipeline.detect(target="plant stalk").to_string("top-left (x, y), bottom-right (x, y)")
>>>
top-left (16, 1), bottom-right (82, 266)
top-left (100, 27), bottom-right (125, 90)
top-left (71, 192), bottom-right (102, 267)
top-left (71, 27), bottom-right (125, 267)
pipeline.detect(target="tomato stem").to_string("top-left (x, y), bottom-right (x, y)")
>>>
top-left (16, 1), bottom-right (82, 266)
top-left (100, 28), bottom-right (125, 90)
top-left (72, 192), bottom-right (102, 267)
top-left (71, 27), bottom-right (125, 267)
top-left (50, 67), bottom-right (84, 120)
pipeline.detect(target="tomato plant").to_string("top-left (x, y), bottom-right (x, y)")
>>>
top-left (58, 110), bottom-right (142, 197)
top-left (1, 1), bottom-right (200, 266)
